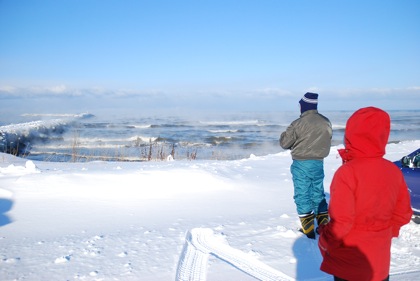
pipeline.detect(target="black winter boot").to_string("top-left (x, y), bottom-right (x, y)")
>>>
top-left (316, 211), bottom-right (329, 234)
top-left (299, 212), bottom-right (315, 239)
top-left (316, 211), bottom-right (329, 226)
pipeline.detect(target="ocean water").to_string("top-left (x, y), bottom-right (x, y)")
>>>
top-left (1, 110), bottom-right (419, 162)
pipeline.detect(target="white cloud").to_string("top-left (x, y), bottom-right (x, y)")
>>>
top-left (320, 86), bottom-right (420, 97)
top-left (48, 85), bottom-right (68, 94)
top-left (0, 85), bottom-right (17, 93)
top-left (1, 84), bottom-right (419, 111)
top-left (251, 88), bottom-right (294, 97)
top-left (305, 86), bottom-right (321, 94)
top-left (0, 85), bottom-right (72, 98)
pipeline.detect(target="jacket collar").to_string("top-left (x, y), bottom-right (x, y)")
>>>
top-left (300, 109), bottom-right (318, 117)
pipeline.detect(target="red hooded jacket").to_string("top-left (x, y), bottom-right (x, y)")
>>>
top-left (318, 107), bottom-right (412, 281)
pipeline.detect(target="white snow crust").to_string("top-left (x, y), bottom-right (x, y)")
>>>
top-left (1, 141), bottom-right (419, 280)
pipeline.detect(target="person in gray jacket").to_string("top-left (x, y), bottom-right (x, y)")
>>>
top-left (280, 92), bottom-right (332, 239)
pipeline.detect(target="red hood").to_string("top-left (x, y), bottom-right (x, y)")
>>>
top-left (339, 107), bottom-right (390, 162)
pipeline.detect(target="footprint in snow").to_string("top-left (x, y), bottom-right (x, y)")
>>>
top-left (1, 257), bottom-right (21, 264)
top-left (117, 251), bottom-right (128, 257)
top-left (279, 229), bottom-right (299, 238)
top-left (54, 255), bottom-right (71, 264)
top-left (89, 270), bottom-right (99, 276)
top-left (274, 226), bottom-right (299, 238)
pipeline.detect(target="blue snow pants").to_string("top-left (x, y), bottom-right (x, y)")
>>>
top-left (291, 159), bottom-right (328, 216)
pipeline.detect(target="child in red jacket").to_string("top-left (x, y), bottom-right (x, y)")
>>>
top-left (318, 107), bottom-right (412, 281)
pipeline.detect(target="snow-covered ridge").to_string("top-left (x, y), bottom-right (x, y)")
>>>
top-left (0, 113), bottom-right (93, 133)
top-left (20, 113), bottom-right (94, 119)
top-left (0, 113), bottom-right (94, 155)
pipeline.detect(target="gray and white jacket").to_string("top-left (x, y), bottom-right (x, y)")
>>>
top-left (280, 110), bottom-right (332, 160)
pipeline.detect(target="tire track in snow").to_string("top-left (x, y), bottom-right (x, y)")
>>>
top-left (176, 230), bottom-right (209, 281)
top-left (176, 228), bottom-right (294, 281)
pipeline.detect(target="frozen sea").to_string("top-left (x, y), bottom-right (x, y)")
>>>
top-left (1, 110), bottom-right (419, 162)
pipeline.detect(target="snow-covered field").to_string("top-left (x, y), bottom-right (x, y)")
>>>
top-left (1, 141), bottom-right (419, 281)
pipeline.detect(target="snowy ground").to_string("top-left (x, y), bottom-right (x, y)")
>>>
top-left (1, 141), bottom-right (420, 281)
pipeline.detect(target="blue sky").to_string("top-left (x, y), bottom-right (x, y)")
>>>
top-left (0, 0), bottom-right (419, 112)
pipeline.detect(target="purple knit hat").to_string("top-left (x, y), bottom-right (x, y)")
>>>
top-left (299, 92), bottom-right (318, 113)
